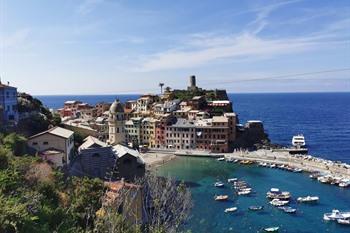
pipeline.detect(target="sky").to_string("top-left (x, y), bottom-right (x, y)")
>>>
top-left (1, 0), bottom-right (350, 95)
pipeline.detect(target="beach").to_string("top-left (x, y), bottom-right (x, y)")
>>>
top-left (142, 151), bottom-right (177, 169)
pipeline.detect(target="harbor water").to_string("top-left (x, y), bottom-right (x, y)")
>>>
top-left (156, 157), bottom-right (350, 233)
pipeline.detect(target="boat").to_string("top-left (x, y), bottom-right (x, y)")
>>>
top-left (217, 157), bottom-right (225, 161)
top-left (309, 172), bottom-right (321, 179)
top-left (337, 218), bottom-right (350, 225)
top-left (214, 181), bottom-right (224, 187)
top-left (228, 178), bottom-right (238, 183)
top-left (224, 207), bottom-right (238, 213)
top-left (292, 134), bottom-right (306, 147)
top-left (266, 188), bottom-right (291, 200)
top-left (297, 196), bottom-right (319, 203)
top-left (278, 206), bottom-right (296, 213)
top-left (293, 168), bottom-right (303, 173)
top-left (249, 205), bottom-right (264, 211)
top-left (339, 182), bottom-right (350, 188)
top-left (237, 189), bottom-right (251, 195)
top-left (270, 199), bottom-right (289, 207)
top-left (323, 209), bottom-right (350, 221)
top-left (264, 226), bottom-right (279, 232)
top-left (214, 195), bottom-right (229, 201)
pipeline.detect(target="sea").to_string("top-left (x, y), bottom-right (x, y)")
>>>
top-left (37, 93), bottom-right (350, 233)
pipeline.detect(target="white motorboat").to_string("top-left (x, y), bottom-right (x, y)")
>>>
top-left (293, 168), bottom-right (303, 173)
top-left (292, 134), bottom-right (306, 147)
top-left (297, 196), bottom-right (319, 203)
top-left (228, 178), bottom-right (238, 183)
top-left (337, 218), bottom-right (350, 225)
top-left (270, 199), bottom-right (289, 207)
top-left (224, 207), bottom-right (238, 213)
top-left (214, 181), bottom-right (224, 187)
top-left (264, 226), bottom-right (279, 232)
top-left (278, 206), bottom-right (296, 213)
top-left (339, 182), bottom-right (350, 188)
top-left (237, 189), bottom-right (251, 195)
top-left (214, 195), bottom-right (228, 201)
top-left (217, 157), bottom-right (225, 161)
top-left (323, 209), bottom-right (350, 221)
top-left (267, 188), bottom-right (291, 200)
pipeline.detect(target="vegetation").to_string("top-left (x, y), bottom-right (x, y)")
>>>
top-left (0, 132), bottom-right (192, 233)
top-left (16, 93), bottom-right (61, 136)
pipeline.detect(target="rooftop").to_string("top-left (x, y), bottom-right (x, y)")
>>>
top-left (29, 126), bottom-right (74, 139)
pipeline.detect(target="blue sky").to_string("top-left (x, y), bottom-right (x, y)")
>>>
top-left (1, 0), bottom-right (350, 94)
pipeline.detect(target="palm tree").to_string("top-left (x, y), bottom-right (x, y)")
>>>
top-left (159, 83), bottom-right (164, 94)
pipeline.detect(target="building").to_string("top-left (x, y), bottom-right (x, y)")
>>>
top-left (190, 96), bottom-right (206, 110)
top-left (71, 136), bottom-right (145, 181)
top-left (108, 100), bottom-right (126, 145)
top-left (0, 81), bottom-right (18, 125)
top-left (125, 117), bottom-right (142, 147)
top-left (153, 99), bottom-right (180, 116)
top-left (166, 118), bottom-right (196, 150)
top-left (95, 102), bottom-right (111, 117)
top-left (27, 126), bottom-right (74, 167)
top-left (208, 100), bottom-right (233, 115)
top-left (140, 117), bottom-right (157, 147)
top-left (136, 94), bottom-right (158, 114)
top-left (154, 114), bottom-right (174, 149)
top-left (187, 75), bottom-right (198, 91)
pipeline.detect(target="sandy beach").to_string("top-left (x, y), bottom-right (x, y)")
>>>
top-left (142, 152), bottom-right (177, 169)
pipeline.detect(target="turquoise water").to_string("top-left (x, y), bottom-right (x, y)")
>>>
top-left (156, 157), bottom-right (350, 233)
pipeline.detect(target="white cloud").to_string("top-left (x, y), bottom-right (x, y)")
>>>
top-left (136, 33), bottom-right (331, 72)
top-left (77, 0), bottom-right (104, 15)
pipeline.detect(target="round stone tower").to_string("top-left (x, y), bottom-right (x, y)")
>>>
top-left (108, 99), bottom-right (125, 145)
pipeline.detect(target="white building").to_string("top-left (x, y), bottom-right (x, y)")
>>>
top-left (27, 127), bottom-right (74, 167)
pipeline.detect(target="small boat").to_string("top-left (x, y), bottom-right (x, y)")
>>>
top-left (323, 209), bottom-right (350, 221)
top-left (214, 195), bottom-right (229, 201)
top-left (266, 188), bottom-right (291, 200)
top-left (237, 189), bottom-right (251, 195)
top-left (293, 168), bottom-right (303, 173)
top-left (233, 159), bottom-right (239, 163)
top-left (339, 182), bottom-right (350, 188)
top-left (214, 182), bottom-right (224, 187)
top-left (337, 218), bottom-right (350, 225)
top-left (224, 207), bottom-right (238, 213)
top-left (309, 172), bottom-right (321, 179)
top-left (217, 157), bottom-right (225, 161)
top-left (264, 226), bottom-right (279, 232)
top-left (270, 199), bottom-right (289, 207)
top-left (278, 206), bottom-right (296, 213)
top-left (228, 178), bottom-right (238, 183)
top-left (249, 205), bottom-right (264, 211)
top-left (297, 196), bottom-right (319, 203)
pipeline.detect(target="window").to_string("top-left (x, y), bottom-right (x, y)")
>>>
top-left (43, 141), bottom-right (49, 145)
top-left (92, 153), bottom-right (100, 157)
top-left (32, 142), bottom-right (38, 146)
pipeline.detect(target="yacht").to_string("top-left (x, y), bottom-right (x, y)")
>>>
top-left (278, 206), bottom-right (296, 213)
top-left (249, 205), bottom-right (264, 211)
top-left (292, 134), bottom-right (306, 148)
top-left (297, 196), bottom-right (319, 203)
top-left (337, 218), bottom-right (350, 225)
top-left (323, 209), bottom-right (350, 221)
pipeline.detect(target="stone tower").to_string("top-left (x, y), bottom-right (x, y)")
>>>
top-left (188, 75), bottom-right (198, 91)
top-left (108, 99), bottom-right (125, 145)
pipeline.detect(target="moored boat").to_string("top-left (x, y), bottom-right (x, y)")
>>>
top-left (214, 181), bottom-right (224, 187)
top-left (270, 199), bottom-right (289, 207)
top-left (214, 195), bottom-right (229, 201)
top-left (264, 226), bottom-right (279, 232)
top-left (249, 205), bottom-right (264, 211)
top-left (228, 178), bottom-right (238, 183)
top-left (323, 209), bottom-right (350, 221)
top-left (278, 206), bottom-right (296, 213)
top-left (237, 189), bottom-right (251, 195)
top-left (297, 196), bottom-right (319, 203)
top-left (224, 207), bottom-right (238, 213)
top-left (217, 157), bottom-right (225, 161)
top-left (267, 188), bottom-right (291, 200)
top-left (337, 218), bottom-right (350, 225)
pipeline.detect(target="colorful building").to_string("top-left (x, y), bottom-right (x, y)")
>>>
top-left (0, 81), bottom-right (18, 125)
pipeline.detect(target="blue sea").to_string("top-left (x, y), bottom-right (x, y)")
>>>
top-left (37, 93), bottom-right (350, 233)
